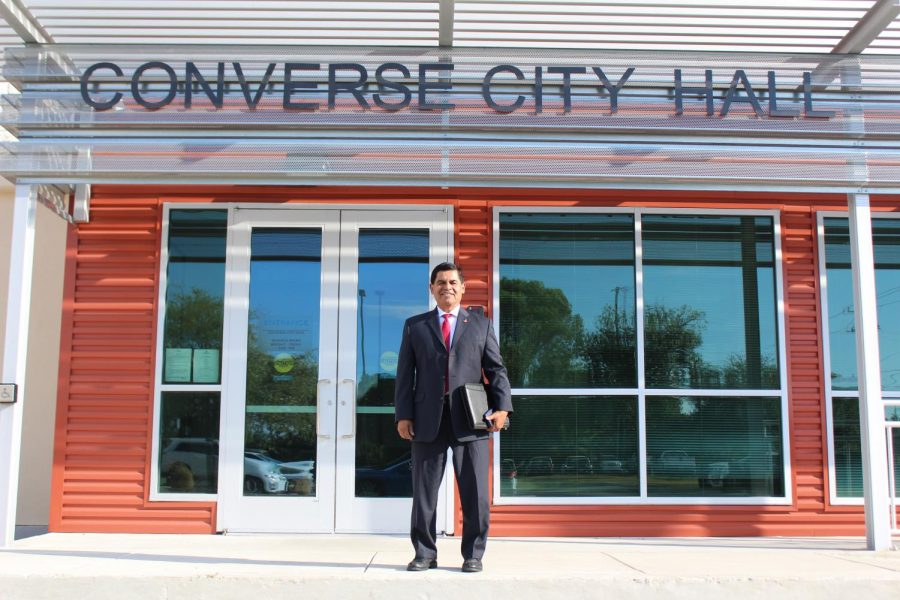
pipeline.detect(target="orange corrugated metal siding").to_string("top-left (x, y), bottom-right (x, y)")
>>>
top-left (51, 192), bottom-right (216, 533)
top-left (49, 185), bottom-right (897, 535)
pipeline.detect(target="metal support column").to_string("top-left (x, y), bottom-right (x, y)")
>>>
top-left (0, 184), bottom-right (37, 547)
top-left (848, 192), bottom-right (892, 550)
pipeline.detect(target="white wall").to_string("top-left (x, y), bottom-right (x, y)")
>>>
top-left (0, 182), bottom-right (67, 527)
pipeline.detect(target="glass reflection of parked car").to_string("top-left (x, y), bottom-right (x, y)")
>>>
top-left (277, 459), bottom-right (315, 495)
top-left (701, 456), bottom-right (755, 491)
top-left (649, 450), bottom-right (697, 478)
top-left (522, 456), bottom-right (554, 477)
top-left (598, 457), bottom-right (625, 473)
top-left (160, 437), bottom-right (219, 492)
top-left (356, 455), bottom-right (413, 497)
top-left (243, 451), bottom-right (289, 494)
top-left (560, 455), bottom-right (594, 475)
top-left (500, 458), bottom-right (518, 493)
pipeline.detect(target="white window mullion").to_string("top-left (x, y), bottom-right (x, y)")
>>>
top-left (635, 209), bottom-right (648, 499)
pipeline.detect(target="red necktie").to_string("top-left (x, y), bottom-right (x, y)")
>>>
top-left (442, 313), bottom-right (452, 349)
top-left (442, 313), bottom-right (451, 394)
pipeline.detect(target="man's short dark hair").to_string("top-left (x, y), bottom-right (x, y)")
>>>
top-left (430, 262), bottom-right (465, 284)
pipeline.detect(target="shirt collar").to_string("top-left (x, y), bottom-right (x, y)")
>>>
top-left (437, 306), bottom-right (460, 319)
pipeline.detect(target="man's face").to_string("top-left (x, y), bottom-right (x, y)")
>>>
top-left (430, 269), bottom-right (466, 312)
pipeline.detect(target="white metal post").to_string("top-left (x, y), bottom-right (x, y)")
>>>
top-left (0, 184), bottom-right (37, 547)
top-left (847, 193), bottom-right (892, 550)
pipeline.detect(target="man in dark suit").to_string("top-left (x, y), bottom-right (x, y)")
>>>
top-left (395, 262), bottom-right (513, 573)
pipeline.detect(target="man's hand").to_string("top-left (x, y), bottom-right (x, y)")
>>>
top-left (397, 419), bottom-right (415, 440)
top-left (485, 410), bottom-right (508, 433)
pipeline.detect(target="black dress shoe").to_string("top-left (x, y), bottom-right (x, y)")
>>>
top-left (461, 558), bottom-right (483, 573)
top-left (407, 557), bottom-right (437, 571)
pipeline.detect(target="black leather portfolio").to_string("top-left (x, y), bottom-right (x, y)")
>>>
top-left (459, 383), bottom-right (509, 431)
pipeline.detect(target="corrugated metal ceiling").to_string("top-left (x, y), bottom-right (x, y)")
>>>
top-left (0, 0), bottom-right (896, 54)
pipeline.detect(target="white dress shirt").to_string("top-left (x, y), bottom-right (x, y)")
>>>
top-left (437, 306), bottom-right (460, 348)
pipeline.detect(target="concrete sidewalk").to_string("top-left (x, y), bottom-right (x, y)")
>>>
top-left (1, 530), bottom-right (898, 599)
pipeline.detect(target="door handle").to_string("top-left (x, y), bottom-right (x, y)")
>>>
top-left (316, 378), bottom-right (333, 439)
top-left (340, 378), bottom-right (356, 439)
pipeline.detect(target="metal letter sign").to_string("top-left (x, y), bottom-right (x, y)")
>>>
top-left (0, 384), bottom-right (17, 404)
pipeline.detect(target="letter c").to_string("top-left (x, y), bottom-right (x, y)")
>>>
top-left (80, 62), bottom-right (124, 110)
top-left (482, 65), bottom-right (525, 113)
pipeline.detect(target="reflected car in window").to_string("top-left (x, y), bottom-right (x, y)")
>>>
top-left (701, 456), bottom-right (761, 492)
top-left (356, 455), bottom-right (413, 497)
top-left (278, 459), bottom-right (315, 495)
top-left (560, 455), bottom-right (594, 475)
top-left (160, 437), bottom-right (219, 492)
top-left (521, 456), bottom-right (554, 477)
top-left (243, 451), bottom-right (289, 494)
top-left (649, 450), bottom-right (697, 478)
top-left (598, 457), bottom-right (625, 473)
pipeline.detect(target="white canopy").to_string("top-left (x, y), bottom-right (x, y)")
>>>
top-left (0, 1), bottom-right (897, 55)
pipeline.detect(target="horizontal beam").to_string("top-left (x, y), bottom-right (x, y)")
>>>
top-left (0, 0), bottom-right (53, 44)
top-left (831, 0), bottom-right (900, 54)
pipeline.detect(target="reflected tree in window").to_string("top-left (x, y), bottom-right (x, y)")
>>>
top-left (578, 299), bottom-right (637, 387)
top-left (500, 277), bottom-right (587, 387)
top-left (164, 288), bottom-right (224, 351)
top-left (643, 215), bottom-right (779, 389)
top-left (499, 212), bottom-right (637, 388)
top-left (244, 320), bottom-right (318, 455)
top-left (643, 304), bottom-right (705, 388)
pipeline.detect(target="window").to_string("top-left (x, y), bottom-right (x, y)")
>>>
top-left (499, 213), bottom-right (636, 388)
top-left (158, 392), bottom-right (221, 494)
top-left (155, 209), bottom-right (227, 496)
top-left (642, 215), bottom-right (779, 389)
top-left (161, 210), bottom-right (227, 385)
top-left (821, 216), bottom-right (900, 499)
top-left (497, 210), bottom-right (787, 502)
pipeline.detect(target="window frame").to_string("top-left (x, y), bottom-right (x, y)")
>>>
top-left (817, 210), bottom-right (900, 506)
top-left (492, 205), bottom-right (791, 506)
top-left (150, 204), bottom-right (233, 502)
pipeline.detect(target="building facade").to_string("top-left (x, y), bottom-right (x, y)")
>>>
top-left (1, 36), bottom-right (899, 542)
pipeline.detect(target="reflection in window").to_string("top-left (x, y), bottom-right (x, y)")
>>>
top-left (244, 229), bottom-right (323, 497)
top-left (497, 211), bottom-right (786, 500)
top-left (643, 215), bottom-right (779, 389)
top-left (824, 218), bottom-right (900, 391)
top-left (833, 398), bottom-right (900, 497)
top-left (499, 213), bottom-right (636, 388)
top-left (158, 391), bottom-right (220, 494)
top-left (355, 229), bottom-right (429, 498)
top-left (502, 396), bottom-right (638, 497)
top-left (162, 210), bottom-right (227, 384)
top-left (646, 397), bottom-right (784, 497)
top-left (158, 209), bottom-right (227, 496)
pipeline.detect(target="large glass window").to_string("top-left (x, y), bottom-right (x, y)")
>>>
top-left (646, 397), bottom-right (783, 497)
top-left (499, 213), bottom-right (636, 388)
top-left (822, 216), bottom-right (900, 499)
top-left (156, 209), bottom-right (227, 495)
top-left (642, 215), bottom-right (779, 389)
top-left (503, 396), bottom-right (638, 497)
top-left (498, 210), bottom-right (786, 501)
top-left (824, 218), bottom-right (900, 391)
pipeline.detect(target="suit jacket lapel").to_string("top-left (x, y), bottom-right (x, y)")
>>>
top-left (426, 308), bottom-right (444, 348)
top-left (451, 307), bottom-right (470, 349)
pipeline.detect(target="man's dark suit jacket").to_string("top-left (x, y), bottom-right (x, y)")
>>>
top-left (395, 307), bottom-right (513, 442)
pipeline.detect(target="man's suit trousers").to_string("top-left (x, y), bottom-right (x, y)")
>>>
top-left (410, 403), bottom-right (490, 561)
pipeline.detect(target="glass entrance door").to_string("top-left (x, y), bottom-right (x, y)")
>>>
top-left (219, 207), bottom-right (451, 533)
